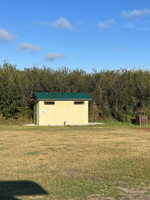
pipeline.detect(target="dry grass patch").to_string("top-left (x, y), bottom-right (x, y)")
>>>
top-left (0, 125), bottom-right (150, 199)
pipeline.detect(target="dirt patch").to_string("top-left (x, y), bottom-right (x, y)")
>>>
top-left (87, 194), bottom-right (114, 200)
top-left (117, 187), bottom-right (150, 200)
top-left (66, 168), bottom-right (83, 178)
top-left (88, 188), bottom-right (150, 200)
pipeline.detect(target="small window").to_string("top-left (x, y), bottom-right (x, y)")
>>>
top-left (74, 101), bottom-right (84, 105)
top-left (44, 101), bottom-right (55, 105)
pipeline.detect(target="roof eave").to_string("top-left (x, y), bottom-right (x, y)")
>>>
top-left (36, 98), bottom-right (92, 101)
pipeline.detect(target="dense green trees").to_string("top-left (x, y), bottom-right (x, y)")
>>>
top-left (0, 62), bottom-right (150, 122)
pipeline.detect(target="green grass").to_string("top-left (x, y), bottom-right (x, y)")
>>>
top-left (0, 123), bottom-right (150, 200)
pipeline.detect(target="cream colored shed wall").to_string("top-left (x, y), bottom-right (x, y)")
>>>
top-left (38, 100), bottom-right (89, 126)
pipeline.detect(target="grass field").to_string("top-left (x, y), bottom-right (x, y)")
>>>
top-left (0, 123), bottom-right (150, 200)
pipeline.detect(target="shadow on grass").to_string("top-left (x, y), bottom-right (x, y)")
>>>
top-left (0, 180), bottom-right (48, 200)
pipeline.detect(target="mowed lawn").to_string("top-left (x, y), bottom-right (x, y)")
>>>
top-left (0, 124), bottom-right (150, 200)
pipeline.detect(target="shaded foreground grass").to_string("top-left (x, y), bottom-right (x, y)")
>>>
top-left (0, 124), bottom-right (150, 200)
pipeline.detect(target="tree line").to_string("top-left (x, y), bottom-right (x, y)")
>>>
top-left (0, 62), bottom-right (150, 122)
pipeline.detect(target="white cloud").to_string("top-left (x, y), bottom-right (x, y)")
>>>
top-left (37, 17), bottom-right (73, 29)
top-left (45, 52), bottom-right (66, 61)
top-left (0, 28), bottom-right (15, 42)
top-left (97, 22), bottom-right (108, 28)
top-left (51, 17), bottom-right (72, 29)
top-left (97, 20), bottom-right (115, 28)
top-left (123, 23), bottom-right (148, 31)
top-left (18, 42), bottom-right (44, 54)
top-left (122, 9), bottom-right (150, 20)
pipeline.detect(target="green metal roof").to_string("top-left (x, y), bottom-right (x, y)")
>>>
top-left (34, 92), bottom-right (92, 101)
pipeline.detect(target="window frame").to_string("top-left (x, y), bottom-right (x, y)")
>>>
top-left (74, 101), bottom-right (84, 105)
top-left (44, 101), bottom-right (55, 105)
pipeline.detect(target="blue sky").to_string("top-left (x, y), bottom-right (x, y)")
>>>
top-left (1, 0), bottom-right (150, 72)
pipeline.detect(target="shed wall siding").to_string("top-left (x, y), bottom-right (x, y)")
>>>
top-left (38, 101), bottom-right (88, 125)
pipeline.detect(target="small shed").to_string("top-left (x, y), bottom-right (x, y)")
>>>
top-left (33, 92), bottom-right (92, 126)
